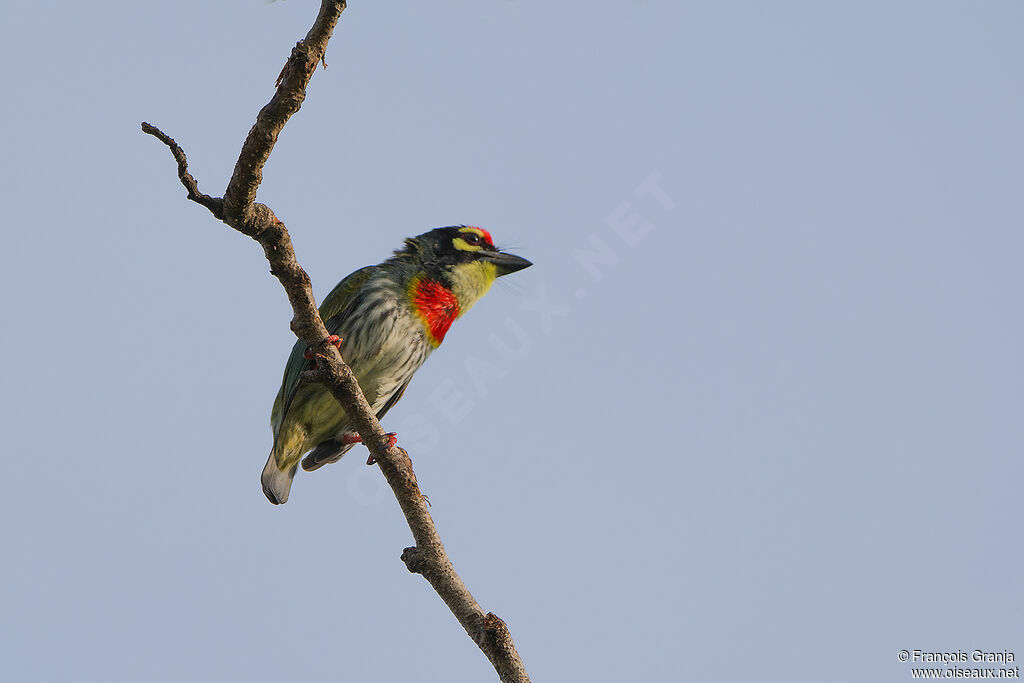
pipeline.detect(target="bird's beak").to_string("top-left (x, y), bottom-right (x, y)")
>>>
top-left (484, 250), bottom-right (533, 276)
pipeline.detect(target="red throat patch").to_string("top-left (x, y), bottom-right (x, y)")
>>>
top-left (410, 277), bottom-right (460, 346)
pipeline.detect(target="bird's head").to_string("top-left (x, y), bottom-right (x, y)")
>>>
top-left (396, 225), bottom-right (532, 315)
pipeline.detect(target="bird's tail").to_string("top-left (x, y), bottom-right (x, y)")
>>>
top-left (261, 452), bottom-right (297, 505)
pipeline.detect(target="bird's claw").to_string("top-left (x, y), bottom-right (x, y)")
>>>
top-left (340, 432), bottom-right (362, 446)
top-left (304, 335), bottom-right (343, 360)
top-left (366, 433), bottom-right (397, 465)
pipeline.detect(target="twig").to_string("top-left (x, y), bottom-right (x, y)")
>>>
top-left (139, 123), bottom-right (223, 218)
top-left (141, 2), bottom-right (530, 681)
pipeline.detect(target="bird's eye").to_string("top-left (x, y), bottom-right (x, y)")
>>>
top-left (461, 233), bottom-right (481, 246)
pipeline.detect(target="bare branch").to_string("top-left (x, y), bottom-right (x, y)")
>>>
top-left (140, 122), bottom-right (223, 218)
top-left (221, 0), bottom-right (346, 231)
top-left (142, 2), bottom-right (530, 681)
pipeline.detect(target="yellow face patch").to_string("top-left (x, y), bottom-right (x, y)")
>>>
top-left (453, 226), bottom-right (493, 252)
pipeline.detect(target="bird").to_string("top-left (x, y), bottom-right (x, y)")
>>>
top-left (261, 225), bottom-right (532, 504)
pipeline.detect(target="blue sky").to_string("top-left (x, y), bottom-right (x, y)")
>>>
top-left (3, 2), bottom-right (1022, 681)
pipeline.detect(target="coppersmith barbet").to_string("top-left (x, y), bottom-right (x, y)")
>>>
top-left (261, 226), bottom-right (531, 504)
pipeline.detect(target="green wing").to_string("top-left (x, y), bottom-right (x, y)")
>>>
top-left (271, 265), bottom-right (377, 434)
top-left (319, 265), bottom-right (378, 324)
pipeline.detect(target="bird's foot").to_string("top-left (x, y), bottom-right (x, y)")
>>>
top-left (366, 433), bottom-right (398, 465)
top-left (303, 335), bottom-right (343, 360)
top-left (335, 431), bottom-right (396, 464)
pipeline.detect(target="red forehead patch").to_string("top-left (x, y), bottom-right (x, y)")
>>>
top-left (466, 226), bottom-right (493, 246)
